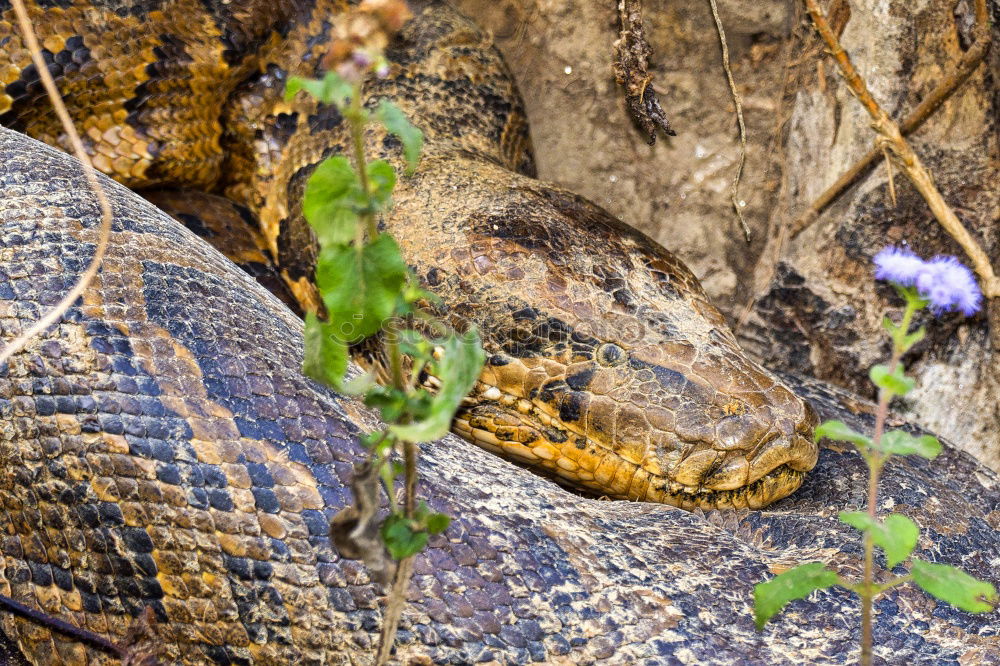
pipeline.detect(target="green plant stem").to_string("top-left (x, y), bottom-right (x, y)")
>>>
top-left (384, 319), bottom-right (406, 393)
top-left (860, 424), bottom-right (883, 665)
top-left (348, 83), bottom-right (379, 240)
top-left (342, 78), bottom-right (416, 666)
top-left (859, 295), bottom-right (917, 666)
top-left (403, 440), bottom-right (418, 515)
top-left (861, 358), bottom-right (896, 666)
top-left (374, 441), bottom-right (420, 662)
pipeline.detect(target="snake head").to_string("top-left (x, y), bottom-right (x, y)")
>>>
top-left (407, 159), bottom-right (819, 510)
top-left (461, 307), bottom-right (819, 510)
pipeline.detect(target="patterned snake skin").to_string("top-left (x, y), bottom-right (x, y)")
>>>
top-left (0, 1), bottom-right (998, 664)
top-left (0, 0), bottom-right (819, 510)
top-left (1, 127), bottom-right (999, 664)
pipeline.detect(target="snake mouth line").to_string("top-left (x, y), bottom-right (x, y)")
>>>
top-left (452, 382), bottom-right (811, 510)
top-left (662, 464), bottom-right (808, 510)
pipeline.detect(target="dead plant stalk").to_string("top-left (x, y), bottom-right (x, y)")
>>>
top-left (0, 0), bottom-right (113, 368)
top-left (792, 0), bottom-right (991, 236)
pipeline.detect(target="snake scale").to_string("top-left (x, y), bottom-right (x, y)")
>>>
top-left (0, 0), bottom-right (825, 510)
top-left (0, 0), bottom-right (997, 663)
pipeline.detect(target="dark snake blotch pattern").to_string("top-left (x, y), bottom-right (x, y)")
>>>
top-left (0, 127), bottom-right (998, 664)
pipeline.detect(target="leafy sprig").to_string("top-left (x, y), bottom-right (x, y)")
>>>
top-left (755, 258), bottom-right (997, 664)
top-left (287, 48), bottom-right (483, 664)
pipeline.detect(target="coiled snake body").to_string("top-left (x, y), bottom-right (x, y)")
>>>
top-left (0, 1), bottom-right (997, 663)
top-left (0, 0), bottom-right (820, 509)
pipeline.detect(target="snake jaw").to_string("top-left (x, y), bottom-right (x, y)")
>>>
top-left (667, 465), bottom-right (811, 510)
top-left (455, 379), bottom-right (818, 509)
top-left (681, 387), bottom-right (819, 501)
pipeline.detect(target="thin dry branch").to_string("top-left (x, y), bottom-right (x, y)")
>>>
top-left (801, 0), bottom-right (1000, 300)
top-left (0, 594), bottom-right (125, 658)
top-left (0, 0), bottom-right (113, 368)
top-left (707, 0), bottom-right (751, 242)
top-left (613, 0), bottom-right (676, 142)
top-left (791, 0), bottom-right (992, 237)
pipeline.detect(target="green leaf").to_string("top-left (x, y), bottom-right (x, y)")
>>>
top-left (378, 456), bottom-right (399, 504)
top-left (398, 329), bottom-right (435, 361)
top-left (839, 512), bottom-right (919, 568)
top-left (377, 100), bottom-right (423, 174)
top-left (366, 159), bottom-right (397, 208)
top-left (875, 514), bottom-right (920, 569)
top-left (365, 385), bottom-right (410, 423)
top-left (884, 317), bottom-right (926, 352)
top-left (302, 312), bottom-right (348, 388)
top-left (878, 430), bottom-right (941, 459)
top-left (426, 512), bottom-right (450, 535)
top-left (814, 420), bottom-right (873, 449)
top-left (911, 559), bottom-right (998, 612)
top-left (901, 326), bottom-right (926, 350)
top-left (339, 370), bottom-right (376, 396)
top-left (402, 278), bottom-right (440, 305)
top-left (366, 384), bottom-right (434, 423)
top-left (894, 284), bottom-right (929, 311)
top-left (315, 234), bottom-right (408, 343)
top-left (870, 363), bottom-right (916, 397)
top-left (381, 514), bottom-right (429, 560)
top-left (285, 72), bottom-right (353, 107)
top-left (360, 431), bottom-right (387, 450)
top-left (390, 328), bottom-right (485, 443)
top-left (414, 501), bottom-right (431, 520)
top-left (303, 156), bottom-right (366, 246)
top-left (754, 562), bottom-right (839, 630)
top-left (882, 315), bottom-right (900, 337)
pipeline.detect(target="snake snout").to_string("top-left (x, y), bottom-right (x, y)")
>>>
top-left (682, 384), bottom-right (819, 503)
top-left (733, 388), bottom-right (819, 487)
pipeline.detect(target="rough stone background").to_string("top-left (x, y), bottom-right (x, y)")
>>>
top-left (452, 0), bottom-right (1000, 472)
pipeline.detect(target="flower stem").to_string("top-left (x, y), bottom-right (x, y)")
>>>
top-left (348, 82), bottom-right (379, 241)
top-left (861, 356), bottom-right (897, 666)
top-left (859, 294), bottom-right (916, 665)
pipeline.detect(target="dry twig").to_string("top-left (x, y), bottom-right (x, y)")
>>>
top-left (613, 0), bottom-right (676, 142)
top-left (0, 0), bottom-right (113, 368)
top-left (0, 594), bottom-right (124, 658)
top-left (0, 3), bottom-right (155, 661)
top-left (801, 0), bottom-right (999, 301)
top-left (707, 0), bottom-right (751, 241)
top-left (791, 0), bottom-right (992, 237)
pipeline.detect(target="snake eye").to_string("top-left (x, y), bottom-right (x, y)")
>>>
top-left (595, 343), bottom-right (625, 367)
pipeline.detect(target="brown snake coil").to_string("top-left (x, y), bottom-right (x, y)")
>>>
top-left (0, 0), bottom-right (818, 510)
top-left (0, 2), bottom-right (998, 663)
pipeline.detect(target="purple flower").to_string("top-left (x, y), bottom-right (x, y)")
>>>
top-left (915, 256), bottom-right (982, 315)
top-left (873, 247), bottom-right (925, 285)
top-left (351, 50), bottom-right (374, 68)
top-left (874, 247), bottom-right (982, 316)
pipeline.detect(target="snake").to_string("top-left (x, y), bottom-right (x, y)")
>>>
top-left (0, 0), bottom-right (820, 510)
top-left (0, 1), bottom-right (997, 663)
